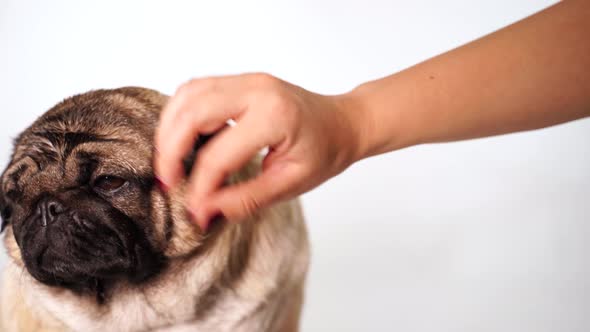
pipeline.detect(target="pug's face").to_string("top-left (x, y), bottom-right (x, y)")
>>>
top-left (0, 87), bottom-right (204, 300)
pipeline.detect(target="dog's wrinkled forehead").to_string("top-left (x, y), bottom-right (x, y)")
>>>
top-left (1, 87), bottom-right (166, 198)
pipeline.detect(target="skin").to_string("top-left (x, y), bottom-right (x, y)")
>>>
top-left (154, 0), bottom-right (590, 231)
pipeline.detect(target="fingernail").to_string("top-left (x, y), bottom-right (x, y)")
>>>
top-left (187, 209), bottom-right (209, 233)
top-left (185, 208), bottom-right (195, 221)
top-left (155, 176), bottom-right (170, 192)
top-left (199, 220), bottom-right (210, 233)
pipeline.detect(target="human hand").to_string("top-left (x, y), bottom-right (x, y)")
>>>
top-left (154, 73), bottom-right (364, 231)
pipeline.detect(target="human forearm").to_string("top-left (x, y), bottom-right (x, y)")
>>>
top-left (344, 0), bottom-right (590, 160)
top-left (154, 1), bottom-right (590, 226)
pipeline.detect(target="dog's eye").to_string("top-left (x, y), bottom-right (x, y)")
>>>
top-left (93, 176), bottom-right (127, 192)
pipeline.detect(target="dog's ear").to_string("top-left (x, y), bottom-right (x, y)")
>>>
top-left (0, 179), bottom-right (8, 233)
top-left (181, 132), bottom-right (219, 177)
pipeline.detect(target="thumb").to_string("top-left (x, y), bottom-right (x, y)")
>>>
top-left (193, 163), bottom-right (303, 231)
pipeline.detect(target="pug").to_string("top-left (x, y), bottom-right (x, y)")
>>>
top-left (0, 87), bottom-right (309, 332)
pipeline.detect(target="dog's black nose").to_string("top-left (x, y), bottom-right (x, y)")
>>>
top-left (37, 197), bottom-right (67, 227)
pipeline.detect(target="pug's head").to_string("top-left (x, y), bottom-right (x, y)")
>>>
top-left (0, 87), bottom-right (212, 301)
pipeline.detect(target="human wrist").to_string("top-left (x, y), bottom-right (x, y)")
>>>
top-left (331, 89), bottom-right (374, 165)
top-left (337, 78), bottom-right (421, 161)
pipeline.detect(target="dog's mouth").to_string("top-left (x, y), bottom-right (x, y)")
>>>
top-left (14, 197), bottom-right (166, 303)
top-left (24, 224), bottom-right (127, 284)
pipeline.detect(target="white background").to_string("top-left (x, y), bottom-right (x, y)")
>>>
top-left (1, 1), bottom-right (589, 331)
